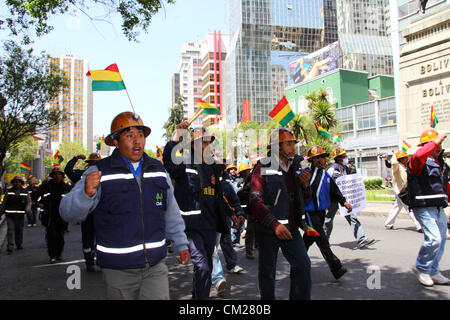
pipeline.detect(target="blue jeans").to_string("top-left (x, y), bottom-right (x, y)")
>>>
top-left (325, 201), bottom-right (367, 245)
top-left (413, 207), bottom-right (447, 276)
top-left (211, 233), bottom-right (225, 285)
top-left (256, 228), bottom-right (311, 300)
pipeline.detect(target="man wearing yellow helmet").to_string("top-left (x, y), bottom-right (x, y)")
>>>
top-left (408, 129), bottom-right (449, 286)
top-left (326, 147), bottom-right (375, 249)
top-left (384, 150), bottom-right (421, 231)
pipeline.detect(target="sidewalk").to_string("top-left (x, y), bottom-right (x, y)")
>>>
top-left (360, 201), bottom-right (450, 219)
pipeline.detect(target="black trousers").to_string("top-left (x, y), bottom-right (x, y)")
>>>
top-left (81, 214), bottom-right (96, 253)
top-left (47, 219), bottom-right (65, 259)
top-left (303, 210), bottom-right (343, 273)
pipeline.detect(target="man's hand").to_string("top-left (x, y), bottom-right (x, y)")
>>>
top-left (275, 224), bottom-right (292, 240)
top-left (172, 120), bottom-right (190, 142)
top-left (298, 171), bottom-right (311, 189)
top-left (237, 215), bottom-right (245, 226)
top-left (344, 202), bottom-right (352, 213)
top-left (85, 171), bottom-right (102, 197)
top-left (76, 154), bottom-right (86, 160)
top-left (231, 215), bottom-right (239, 229)
top-left (177, 249), bottom-right (190, 265)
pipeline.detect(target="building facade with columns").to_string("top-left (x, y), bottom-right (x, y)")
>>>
top-left (399, 5), bottom-right (450, 153)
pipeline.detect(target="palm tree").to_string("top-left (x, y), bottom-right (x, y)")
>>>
top-left (306, 88), bottom-right (338, 131)
top-left (288, 113), bottom-right (314, 145)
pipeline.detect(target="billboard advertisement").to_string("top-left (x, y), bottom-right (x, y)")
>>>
top-left (289, 41), bottom-right (340, 85)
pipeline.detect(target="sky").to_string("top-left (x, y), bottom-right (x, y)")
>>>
top-left (0, 0), bottom-right (229, 151)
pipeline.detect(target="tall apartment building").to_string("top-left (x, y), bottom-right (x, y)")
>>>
top-left (336, 0), bottom-right (393, 77)
top-left (224, 0), bottom-right (338, 127)
top-left (178, 42), bottom-right (202, 119)
top-left (48, 55), bottom-right (93, 152)
top-left (171, 73), bottom-right (180, 107)
top-left (199, 31), bottom-right (231, 129)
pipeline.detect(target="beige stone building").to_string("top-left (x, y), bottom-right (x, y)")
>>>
top-left (399, 6), bottom-right (450, 152)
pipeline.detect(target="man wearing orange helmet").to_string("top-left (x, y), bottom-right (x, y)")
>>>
top-left (303, 145), bottom-right (351, 280)
top-left (250, 127), bottom-right (312, 299)
top-left (60, 112), bottom-right (190, 299)
top-left (37, 166), bottom-right (72, 263)
top-left (384, 150), bottom-right (421, 231)
top-left (326, 147), bottom-right (375, 249)
top-left (163, 120), bottom-right (235, 299)
top-left (408, 129), bottom-right (449, 286)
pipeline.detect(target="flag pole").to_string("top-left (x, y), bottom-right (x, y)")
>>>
top-left (187, 108), bottom-right (204, 126)
top-left (124, 87), bottom-right (137, 115)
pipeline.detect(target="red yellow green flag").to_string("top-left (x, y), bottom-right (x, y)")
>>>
top-left (87, 63), bottom-right (126, 91)
top-left (54, 150), bottom-right (64, 163)
top-left (430, 105), bottom-right (438, 128)
top-left (269, 96), bottom-right (295, 127)
top-left (401, 140), bottom-right (411, 153)
top-left (156, 145), bottom-right (163, 158)
top-left (20, 162), bottom-right (31, 173)
top-left (96, 135), bottom-right (105, 152)
top-left (195, 98), bottom-right (221, 115)
top-left (316, 123), bottom-right (333, 138)
top-left (332, 133), bottom-right (341, 144)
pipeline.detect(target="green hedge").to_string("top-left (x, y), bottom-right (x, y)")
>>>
top-left (364, 177), bottom-right (383, 189)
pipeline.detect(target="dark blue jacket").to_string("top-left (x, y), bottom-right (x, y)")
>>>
top-left (163, 140), bottom-right (229, 234)
top-left (407, 157), bottom-right (449, 209)
top-left (93, 149), bottom-right (169, 269)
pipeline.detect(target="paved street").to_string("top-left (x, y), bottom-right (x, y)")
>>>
top-left (0, 202), bottom-right (449, 300)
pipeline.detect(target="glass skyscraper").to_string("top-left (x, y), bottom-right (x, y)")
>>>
top-left (224, 0), bottom-right (337, 127)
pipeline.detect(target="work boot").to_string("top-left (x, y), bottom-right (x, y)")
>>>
top-left (332, 267), bottom-right (347, 280)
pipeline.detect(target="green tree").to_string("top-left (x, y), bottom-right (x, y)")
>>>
top-left (306, 88), bottom-right (338, 131)
top-left (2, 0), bottom-right (175, 43)
top-left (0, 40), bottom-right (69, 178)
top-left (45, 140), bottom-right (88, 170)
top-left (163, 95), bottom-right (184, 142)
top-left (288, 113), bottom-right (315, 145)
top-left (4, 135), bottom-right (38, 173)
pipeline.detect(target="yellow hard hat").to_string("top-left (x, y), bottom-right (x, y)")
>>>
top-left (396, 151), bottom-right (408, 160)
top-left (332, 147), bottom-right (347, 159)
top-left (238, 164), bottom-right (251, 174)
top-left (226, 164), bottom-right (237, 172)
top-left (418, 129), bottom-right (438, 146)
top-left (105, 112), bottom-right (151, 146)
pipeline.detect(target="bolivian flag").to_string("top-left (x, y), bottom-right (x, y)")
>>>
top-left (401, 140), bottom-right (411, 152)
top-left (269, 96), bottom-right (295, 127)
top-left (195, 98), bottom-right (221, 115)
top-left (96, 135), bottom-right (104, 152)
top-left (156, 145), bottom-right (163, 158)
top-left (20, 162), bottom-right (31, 173)
top-left (305, 212), bottom-right (320, 236)
top-left (316, 123), bottom-right (333, 138)
top-left (54, 150), bottom-right (64, 163)
top-left (430, 105), bottom-right (438, 128)
top-left (87, 63), bottom-right (126, 91)
top-left (332, 133), bottom-right (341, 145)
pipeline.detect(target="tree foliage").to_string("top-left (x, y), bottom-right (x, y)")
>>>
top-left (44, 140), bottom-right (89, 169)
top-left (4, 135), bottom-right (38, 173)
top-left (163, 95), bottom-right (185, 142)
top-left (0, 40), bottom-right (69, 177)
top-left (2, 0), bottom-right (175, 43)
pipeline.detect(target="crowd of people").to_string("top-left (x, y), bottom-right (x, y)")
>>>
top-left (1, 111), bottom-right (450, 299)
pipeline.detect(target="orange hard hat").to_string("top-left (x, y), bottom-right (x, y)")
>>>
top-left (191, 127), bottom-right (215, 144)
top-left (11, 175), bottom-right (25, 184)
top-left (396, 151), bottom-right (408, 160)
top-left (226, 164), bottom-right (237, 172)
top-left (332, 147), bottom-right (347, 159)
top-left (269, 128), bottom-right (298, 145)
top-left (105, 112), bottom-right (151, 146)
top-left (50, 166), bottom-right (65, 177)
top-left (85, 153), bottom-right (102, 164)
top-left (238, 164), bottom-right (251, 174)
top-left (418, 129), bottom-right (438, 146)
top-left (307, 145), bottom-right (329, 159)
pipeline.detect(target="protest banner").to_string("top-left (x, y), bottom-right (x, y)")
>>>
top-left (335, 173), bottom-right (366, 216)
